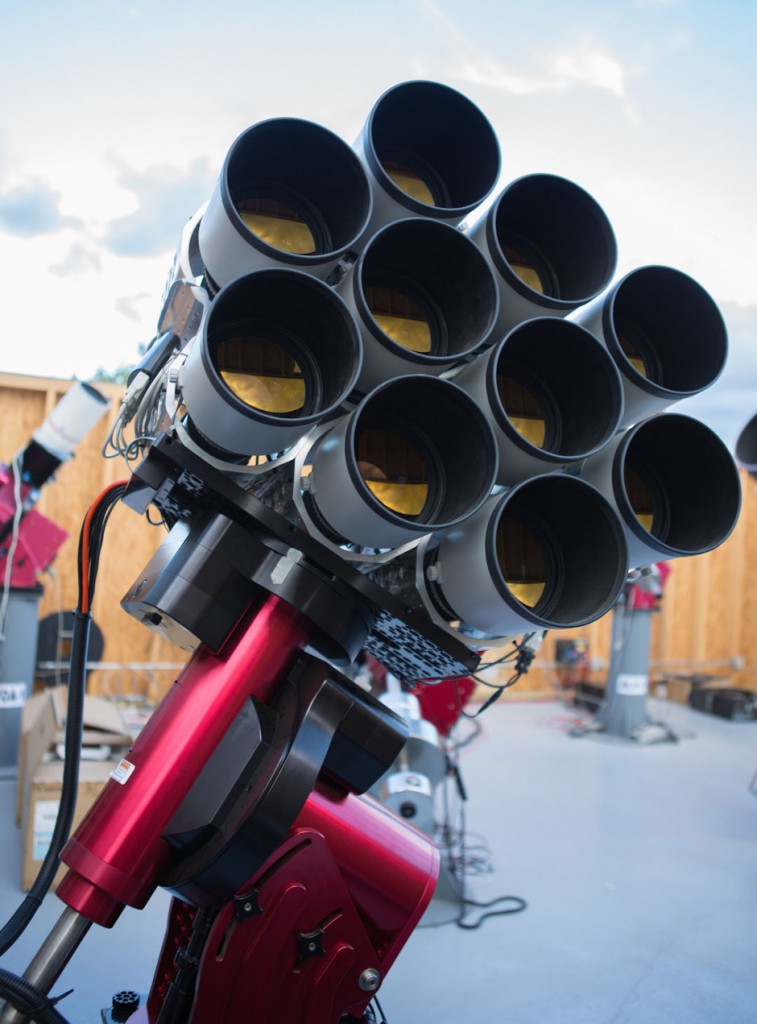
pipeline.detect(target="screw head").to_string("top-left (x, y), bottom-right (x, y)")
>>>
top-left (359, 968), bottom-right (381, 992)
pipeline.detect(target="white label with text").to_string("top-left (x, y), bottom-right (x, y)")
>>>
top-left (110, 758), bottom-right (136, 785)
top-left (0, 682), bottom-right (27, 708)
top-left (616, 674), bottom-right (649, 696)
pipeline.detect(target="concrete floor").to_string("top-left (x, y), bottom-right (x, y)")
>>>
top-left (1, 696), bottom-right (755, 1023)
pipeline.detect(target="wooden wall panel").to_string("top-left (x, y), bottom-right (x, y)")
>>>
top-left (736, 474), bottom-right (757, 682)
top-left (0, 373), bottom-right (182, 700)
top-left (2, 372), bottom-right (755, 703)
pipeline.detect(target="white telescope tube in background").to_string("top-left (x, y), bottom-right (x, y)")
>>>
top-left (32, 382), bottom-right (110, 462)
top-left (20, 381), bottom-right (110, 489)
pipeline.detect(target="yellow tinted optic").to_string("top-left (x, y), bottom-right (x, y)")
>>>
top-left (237, 198), bottom-right (316, 255)
top-left (625, 465), bottom-right (655, 533)
top-left (365, 285), bottom-right (433, 354)
top-left (382, 161), bottom-right (436, 206)
top-left (497, 518), bottom-right (547, 608)
top-left (498, 375), bottom-right (546, 448)
top-left (356, 428), bottom-right (429, 517)
top-left (503, 244), bottom-right (544, 294)
top-left (217, 335), bottom-right (306, 414)
top-left (618, 330), bottom-right (649, 378)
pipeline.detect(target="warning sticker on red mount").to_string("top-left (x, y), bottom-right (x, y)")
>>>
top-left (110, 758), bottom-right (136, 785)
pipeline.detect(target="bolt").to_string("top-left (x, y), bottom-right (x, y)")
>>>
top-left (359, 968), bottom-right (381, 992)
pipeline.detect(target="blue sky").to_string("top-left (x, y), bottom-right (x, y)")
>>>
top-left (1, 0), bottom-right (755, 450)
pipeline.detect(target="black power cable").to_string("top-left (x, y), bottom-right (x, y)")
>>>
top-left (454, 799), bottom-right (527, 929)
top-left (0, 609), bottom-right (91, 958)
top-left (0, 970), bottom-right (70, 1024)
top-left (0, 482), bottom-right (127, 1023)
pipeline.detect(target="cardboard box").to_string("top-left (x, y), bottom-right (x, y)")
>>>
top-left (660, 676), bottom-right (694, 706)
top-left (656, 675), bottom-right (729, 707)
top-left (22, 758), bottom-right (118, 891)
top-left (16, 687), bottom-right (132, 826)
top-left (15, 686), bottom-right (133, 891)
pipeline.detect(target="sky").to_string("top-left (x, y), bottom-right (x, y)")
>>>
top-left (0, 0), bottom-right (755, 452)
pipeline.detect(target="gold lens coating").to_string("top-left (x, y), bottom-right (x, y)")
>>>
top-left (497, 517), bottom-right (547, 608)
top-left (618, 330), bottom-right (649, 378)
top-left (381, 160), bottom-right (436, 206)
top-left (217, 335), bottom-right (306, 414)
top-left (497, 375), bottom-right (546, 448)
top-left (356, 427), bottom-right (429, 517)
top-left (237, 198), bottom-right (316, 255)
top-left (365, 285), bottom-right (433, 353)
top-left (625, 465), bottom-right (655, 533)
top-left (503, 244), bottom-right (544, 294)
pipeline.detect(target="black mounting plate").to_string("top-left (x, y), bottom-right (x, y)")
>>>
top-left (123, 433), bottom-right (479, 682)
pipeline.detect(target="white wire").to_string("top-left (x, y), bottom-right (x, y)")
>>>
top-left (0, 453), bottom-right (25, 643)
top-left (134, 373), bottom-right (166, 438)
top-left (101, 369), bottom-right (168, 469)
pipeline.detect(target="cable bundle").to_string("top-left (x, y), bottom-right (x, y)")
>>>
top-left (0, 482), bottom-right (127, 1023)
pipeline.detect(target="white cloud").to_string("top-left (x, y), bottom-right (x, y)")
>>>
top-left (551, 38), bottom-right (627, 98)
top-left (115, 292), bottom-right (153, 324)
top-left (415, 1), bottom-right (636, 115)
top-left (49, 241), bottom-right (102, 277)
top-left (0, 231), bottom-right (167, 379)
top-left (456, 59), bottom-right (564, 97)
top-left (0, 179), bottom-right (83, 237)
top-left (602, 174), bottom-right (757, 309)
top-left (103, 157), bottom-right (215, 258)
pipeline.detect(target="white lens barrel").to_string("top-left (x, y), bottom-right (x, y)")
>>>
top-left (354, 80), bottom-right (501, 239)
top-left (580, 413), bottom-right (741, 569)
top-left (428, 474), bottom-right (628, 638)
top-left (198, 118), bottom-right (372, 288)
top-left (450, 317), bottom-right (624, 485)
top-left (468, 174), bottom-right (617, 338)
top-left (570, 265), bottom-right (728, 427)
top-left (339, 217), bottom-right (499, 392)
top-left (306, 375), bottom-right (498, 550)
top-left (181, 269), bottom-right (362, 458)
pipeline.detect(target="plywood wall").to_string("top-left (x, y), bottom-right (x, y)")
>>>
top-left (2, 372), bottom-right (755, 702)
top-left (0, 373), bottom-right (182, 701)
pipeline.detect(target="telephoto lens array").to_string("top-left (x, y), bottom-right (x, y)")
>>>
top-left (115, 79), bottom-right (741, 651)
